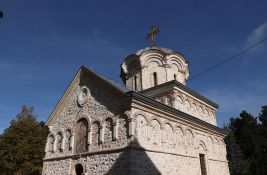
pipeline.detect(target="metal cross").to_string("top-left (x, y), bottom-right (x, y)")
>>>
top-left (146, 26), bottom-right (160, 47)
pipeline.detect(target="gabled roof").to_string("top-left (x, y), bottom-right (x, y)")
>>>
top-left (46, 66), bottom-right (225, 135)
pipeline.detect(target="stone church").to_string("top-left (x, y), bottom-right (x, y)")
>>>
top-left (42, 43), bottom-right (230, 174)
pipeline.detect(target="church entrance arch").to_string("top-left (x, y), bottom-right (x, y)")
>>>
top-left (75, 164), bottom-right (83, 175)
top-left (70, 162), bottom-right (85, 175)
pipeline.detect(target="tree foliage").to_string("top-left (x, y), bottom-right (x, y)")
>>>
top-left (0, 106), bottom-right (48, 175)
top-left (225, 106), bottom-right (267, 175)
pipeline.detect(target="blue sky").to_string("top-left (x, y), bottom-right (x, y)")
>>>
top-left (0, 0), bottom-right (267, 132)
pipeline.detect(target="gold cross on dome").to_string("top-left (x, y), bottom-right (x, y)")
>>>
top-left (146, 26), bottom-right (160, 47)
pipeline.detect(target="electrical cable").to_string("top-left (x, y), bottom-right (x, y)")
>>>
top-left (188, 37), bottom-right (267, 81)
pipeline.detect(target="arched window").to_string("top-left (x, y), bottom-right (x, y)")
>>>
top-left (75, 164), bottom-right (84, 175)
top-left (153, 72), bottom-right (158, 86)
top-left (134, 75), bottom-right (137, 90)
top-left (118, 115), bottom-right (129, 142)
top-left (175, 126), bottom-right (184, 147)
top-left (47, 135), bottom-right (55, 153)
top-left (104, 118), bottom-right (113, 142)
top-left (75, 119), bottom-right (88, 154)
top-left (56, 132), bottom-right (63, 152)
top-left (186, 129), bottom-right (194, 148)
top-left (150, 119), bottom-right (161, 146)
top-left (136, 115), bottom-right (147, 143)
top-left (92, 121), bottom-right (101, 145)
top-left (174, 74), bottom-right (177, 80)
top-left (65, 129), bottom-right (72, 150)
top-left (164, 124), bottom-right (173, 146)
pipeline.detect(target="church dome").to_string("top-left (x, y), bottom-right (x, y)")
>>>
top-left (120, 46), bottom-right (190, 91)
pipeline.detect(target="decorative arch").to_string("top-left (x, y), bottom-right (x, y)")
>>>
top-left (144, 55), bottom-right (164, 68)
top-left (213, 138), bottom-right (219, 154)
top-left (174, 124), bottom-right (185, 135)
top-left (74, 118), bottom-right (88, 154)
top-left (207, 136), bottom-right (214, 153)
top-left (56, 132), bottom-right (63, 152)
top-left (76, 114), bottom-right (91, 126)
top-left (204, 108), bottom-right (209, 119)
top-left (103, 117), bottom-right (113, 142)
top-left (70, 160), bottom-right (86, 175)
top-left (176, 94), bottom-right (184, 111)
top-left (132, 111), bottom-right (149, 121)
top-left (198, 140), bottom-right (208, 152)
top-left (150, 119), bottom-right (161, 146)
top-left (176, 93), bottom-right (184, 103)
top-left (192, 102), bottom-right (198, 115)
top-left (186, 128), bottom-right (195, 138)
top-left (162, 121), bottom-right (174, 130)
top-left (117, 114), bottom-right (129, 141)
top-left (199, 105), bottom-right (205, 118)
top-left (210, 111), bottom-right (215, 119)
top-left (185, 129), bottom-right (194, 148)
top-left (148, 117), bottom-right (163, 129)
top-left (65, 129), bottom-right (72, 151)
top-left (135, 114), bottom-right (148, 142)
top-left (164, 123), bottom-right (174, 146)
top-left (174, 125), bottom-right (185, 148)
top-left (46, 133), bottom-right (55, 153)
top-left (184, 99), bottom-right (191, 112)
top-left (170, 56), bottom-right (185, 65)
top-left (170, 59), bottom-right (183, 71)
top-left (219, 139), bottom-right (225, 155)
top-left (91, 120), bottom-right (101, 146)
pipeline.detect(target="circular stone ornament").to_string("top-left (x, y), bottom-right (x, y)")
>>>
top-left (77, 86), bottom-right (89, 106)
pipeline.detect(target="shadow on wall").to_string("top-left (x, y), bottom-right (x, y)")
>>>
top-left (106, 138), bottom-right (161, 175)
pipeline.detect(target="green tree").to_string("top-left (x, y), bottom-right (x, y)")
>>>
top-left (224, 124), bottom-right (249, 175)
top-left (259, 105), bottom-right (267, 126)
top-left (230, 111), bottom-right (258, 159)
top-left (0, 106), bottom-right (48, 175)
top-left (225, 107), bottom-right (267, 175)
top-left (251, 105), bottom-right (267, 175)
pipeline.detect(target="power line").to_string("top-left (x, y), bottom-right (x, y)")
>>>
top-left (188, 37), bottom-right (267, 81)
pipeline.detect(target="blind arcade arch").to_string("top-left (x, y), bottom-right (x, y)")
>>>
top-left (75, 119), bottom-right (88, 154)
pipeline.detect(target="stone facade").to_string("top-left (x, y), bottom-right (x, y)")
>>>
top-left (43, 47), bottom-right (230, 175)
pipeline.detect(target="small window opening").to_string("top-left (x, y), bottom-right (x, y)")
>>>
top-left (199, 154), bottom-right (207, 175)
top-left (134, 75), bottom-right (137, 90)
top-left (75, 164), bottom-right (84, 175)
top-left (174, 74), bottom-right (177, 80)
top-left (153, 72), bottom-right (158, 86)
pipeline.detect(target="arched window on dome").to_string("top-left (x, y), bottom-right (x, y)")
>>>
top-left (134, 75), bottom-right (137, 90)
top-left (153, 72), bottom-right (158, 86)
top-left (174, 74), bottom-right (177, 81)
top-left (75, 119), bottom-right (88, 154)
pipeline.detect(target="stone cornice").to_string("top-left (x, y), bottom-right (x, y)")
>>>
top-left (125, 91), bottom-right (226, 136)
